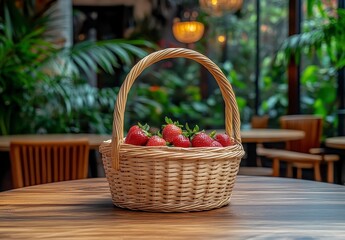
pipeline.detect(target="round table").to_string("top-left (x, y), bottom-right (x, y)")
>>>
top-left (242, 129), bottom-right (305, 166)
top-left (240, 128), bottom-right (305, 143)
top-left (0, 134), bottom-right (112, 151)
top-left (325, 136), bottom-right (345, 149)
top-left (0, 176), bottom-right (344, 239)
top-left (208, 128), bottom-right (305, 143)
top-left (209, 129), bottom-right (305, 166)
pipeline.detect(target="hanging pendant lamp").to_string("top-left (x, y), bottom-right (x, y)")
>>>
top-left (172, 20), bottom-right (205, 44)
top-left (199, 0), bottom-right (243, 16)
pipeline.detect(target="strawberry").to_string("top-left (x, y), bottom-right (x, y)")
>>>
top-left (162, 117), bottom-right (182, 143)
top-left (146, 135), bottom-right (167, 146)
top-left (172, 134), bottom-right (191, 148)
top-left (191, 132), bottom-right (214, 147)
top-left (211, 141), bottom-right (223, 147)
top-left (125, 123), bottom-right (150, 146)
top-left (214, 133), bottom-right (234, 147)
top-left (127, 125), bottom-right (140, 136)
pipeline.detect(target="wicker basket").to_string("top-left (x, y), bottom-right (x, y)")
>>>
top-left (99, 48), bottom-right (245, 212)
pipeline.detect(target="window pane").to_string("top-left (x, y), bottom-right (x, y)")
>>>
top-left (259, 0), bottom-right (289, 127)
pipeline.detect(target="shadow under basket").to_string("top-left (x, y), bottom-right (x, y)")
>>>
top-left (99, 48), bottom-right (245, 212)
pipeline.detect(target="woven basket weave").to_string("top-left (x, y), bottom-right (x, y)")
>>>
top-left (99, 48), bottom-right (245, 212)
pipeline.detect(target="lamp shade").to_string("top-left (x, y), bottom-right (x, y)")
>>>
top-left (199, 0), bottom-right (243, 16)
top-left (172, 21), bottom-right (205, 44)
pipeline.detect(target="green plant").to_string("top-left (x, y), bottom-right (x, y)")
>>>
top-left (274, 0), bottom-right (342, 136)
top-left (276, 1), bottom-right (345, 69)
top-left (197, 1), bottom-right (290, 126)
top-left (0, 0), bottom-right (154, 135)
top-left (124, 58), bottom-right (226, 130)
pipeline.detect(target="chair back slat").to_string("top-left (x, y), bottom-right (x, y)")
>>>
top-left (10, 139), bottom-right (89, 189)
top-left (65, 148), bottom-right (70, 181)
top-left (251, 115), bottom-right (269, 129)
top-left (22, 146), bottom-right (30, 187)
top-left (59, 146), bottom-right (64, 181)
top-left (71, 145), bottom-right (76, 180)
top-left (80, 145), bottom-right (89, 179)
top-left (27, 147), bottom-right (33, 186)
top-left (46, 147), bottom-right (51, 184)
top-left (34, 147), bottom-right (40, 185)
top-left (41, 146), bottom-right (47, 184)
top-left (280, 115), bottom-right (322, 153)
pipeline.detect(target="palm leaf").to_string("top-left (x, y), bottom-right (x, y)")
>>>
top-left (276, 7), bottom-right (345, 69)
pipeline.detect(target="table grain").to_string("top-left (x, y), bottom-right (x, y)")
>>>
top-left (1, 176), bottom-right (344, 239)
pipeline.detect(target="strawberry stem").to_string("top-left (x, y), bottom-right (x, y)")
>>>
top-left (209, 130), bottom-right (217, 138)
top-left (163, 117), bottom-right (183, 128)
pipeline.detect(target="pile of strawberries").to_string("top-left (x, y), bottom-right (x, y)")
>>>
top-left (124, 117), bottom-right (234, 147)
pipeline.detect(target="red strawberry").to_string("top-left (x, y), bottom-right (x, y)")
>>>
top-left (211, 141), bottom-right (223, 147)
top-left (191, 132), bottom-right (214, 147)
top-left (146, 135), bottom-right (167, 146)
top-left (162, 117), bottom-right (182, 143)
top-left (127, 125), bottom-right (140, 135)
top-left (172, 134), bottom-right (191, 148)
top-left (214, 133), bottom-right (234, 147)
top-left (125, 123), bottom-right (150, 146)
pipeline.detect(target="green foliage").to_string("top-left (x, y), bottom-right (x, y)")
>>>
top-left (274, 0), bottom-right (340, 136)
top-left (276, 7), bottom-right (345, 69)
top-left (21, 79), bottom-right (120, 134)
top-left (197, 1), bottom-right (289, 125)
top-left (198, 0), bottom-right (339, 136)
top-left (0, 0), bottom-right (154, 135)
top-left (124, 58), bottom-right (225, 130)
top-left (300, 65), bottom-right (337, 137)
top-left (61, 39), bottom-right (155, 79)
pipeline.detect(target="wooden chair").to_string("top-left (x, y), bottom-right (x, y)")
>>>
top-left (261, 115), bottom-right (339, 183)
top-left (10, 139), bottom-right (90, 188)
top-left (251, 115), bottom-right (269, 129)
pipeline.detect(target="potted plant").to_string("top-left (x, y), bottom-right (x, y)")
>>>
top-left (0, 0), bottom-right (155, 135)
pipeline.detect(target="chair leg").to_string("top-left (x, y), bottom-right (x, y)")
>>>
top-left (327, 162), bottom-right (334, 183)
top-left (272, 158), bottom-right (280, 177)
top-left (313, 163), bottom-right (322, 182)
top-left (256, 144), bottom-right (263, 167)
top-left (296, 167), bottom-right (302, 179)
top-left (286, 163), bottom-right (293, 178)
top-left (256, 157), bottom-right (262, 167)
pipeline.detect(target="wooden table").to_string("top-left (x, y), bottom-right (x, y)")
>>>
top-left (325, 136), bottom-right (345, 150)
top-left (209, 129), bottom-right (305, 166)
top-left (241, 129), bottom-right (305, 144)
top-left (0, 134), bottom-right (111, 151)
top-left (325, 136), bottom-right (345, 184)
top-left (0, 176), bottom-right (344, 239)
top-left (242, 129), bottom-right (305, 166)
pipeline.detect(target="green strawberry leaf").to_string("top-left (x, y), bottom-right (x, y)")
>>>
top-left (209, 130), bottom-right (217, 138)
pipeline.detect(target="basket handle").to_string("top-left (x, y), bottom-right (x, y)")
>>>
top-left (111, 48), bottom-right (242, 169)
